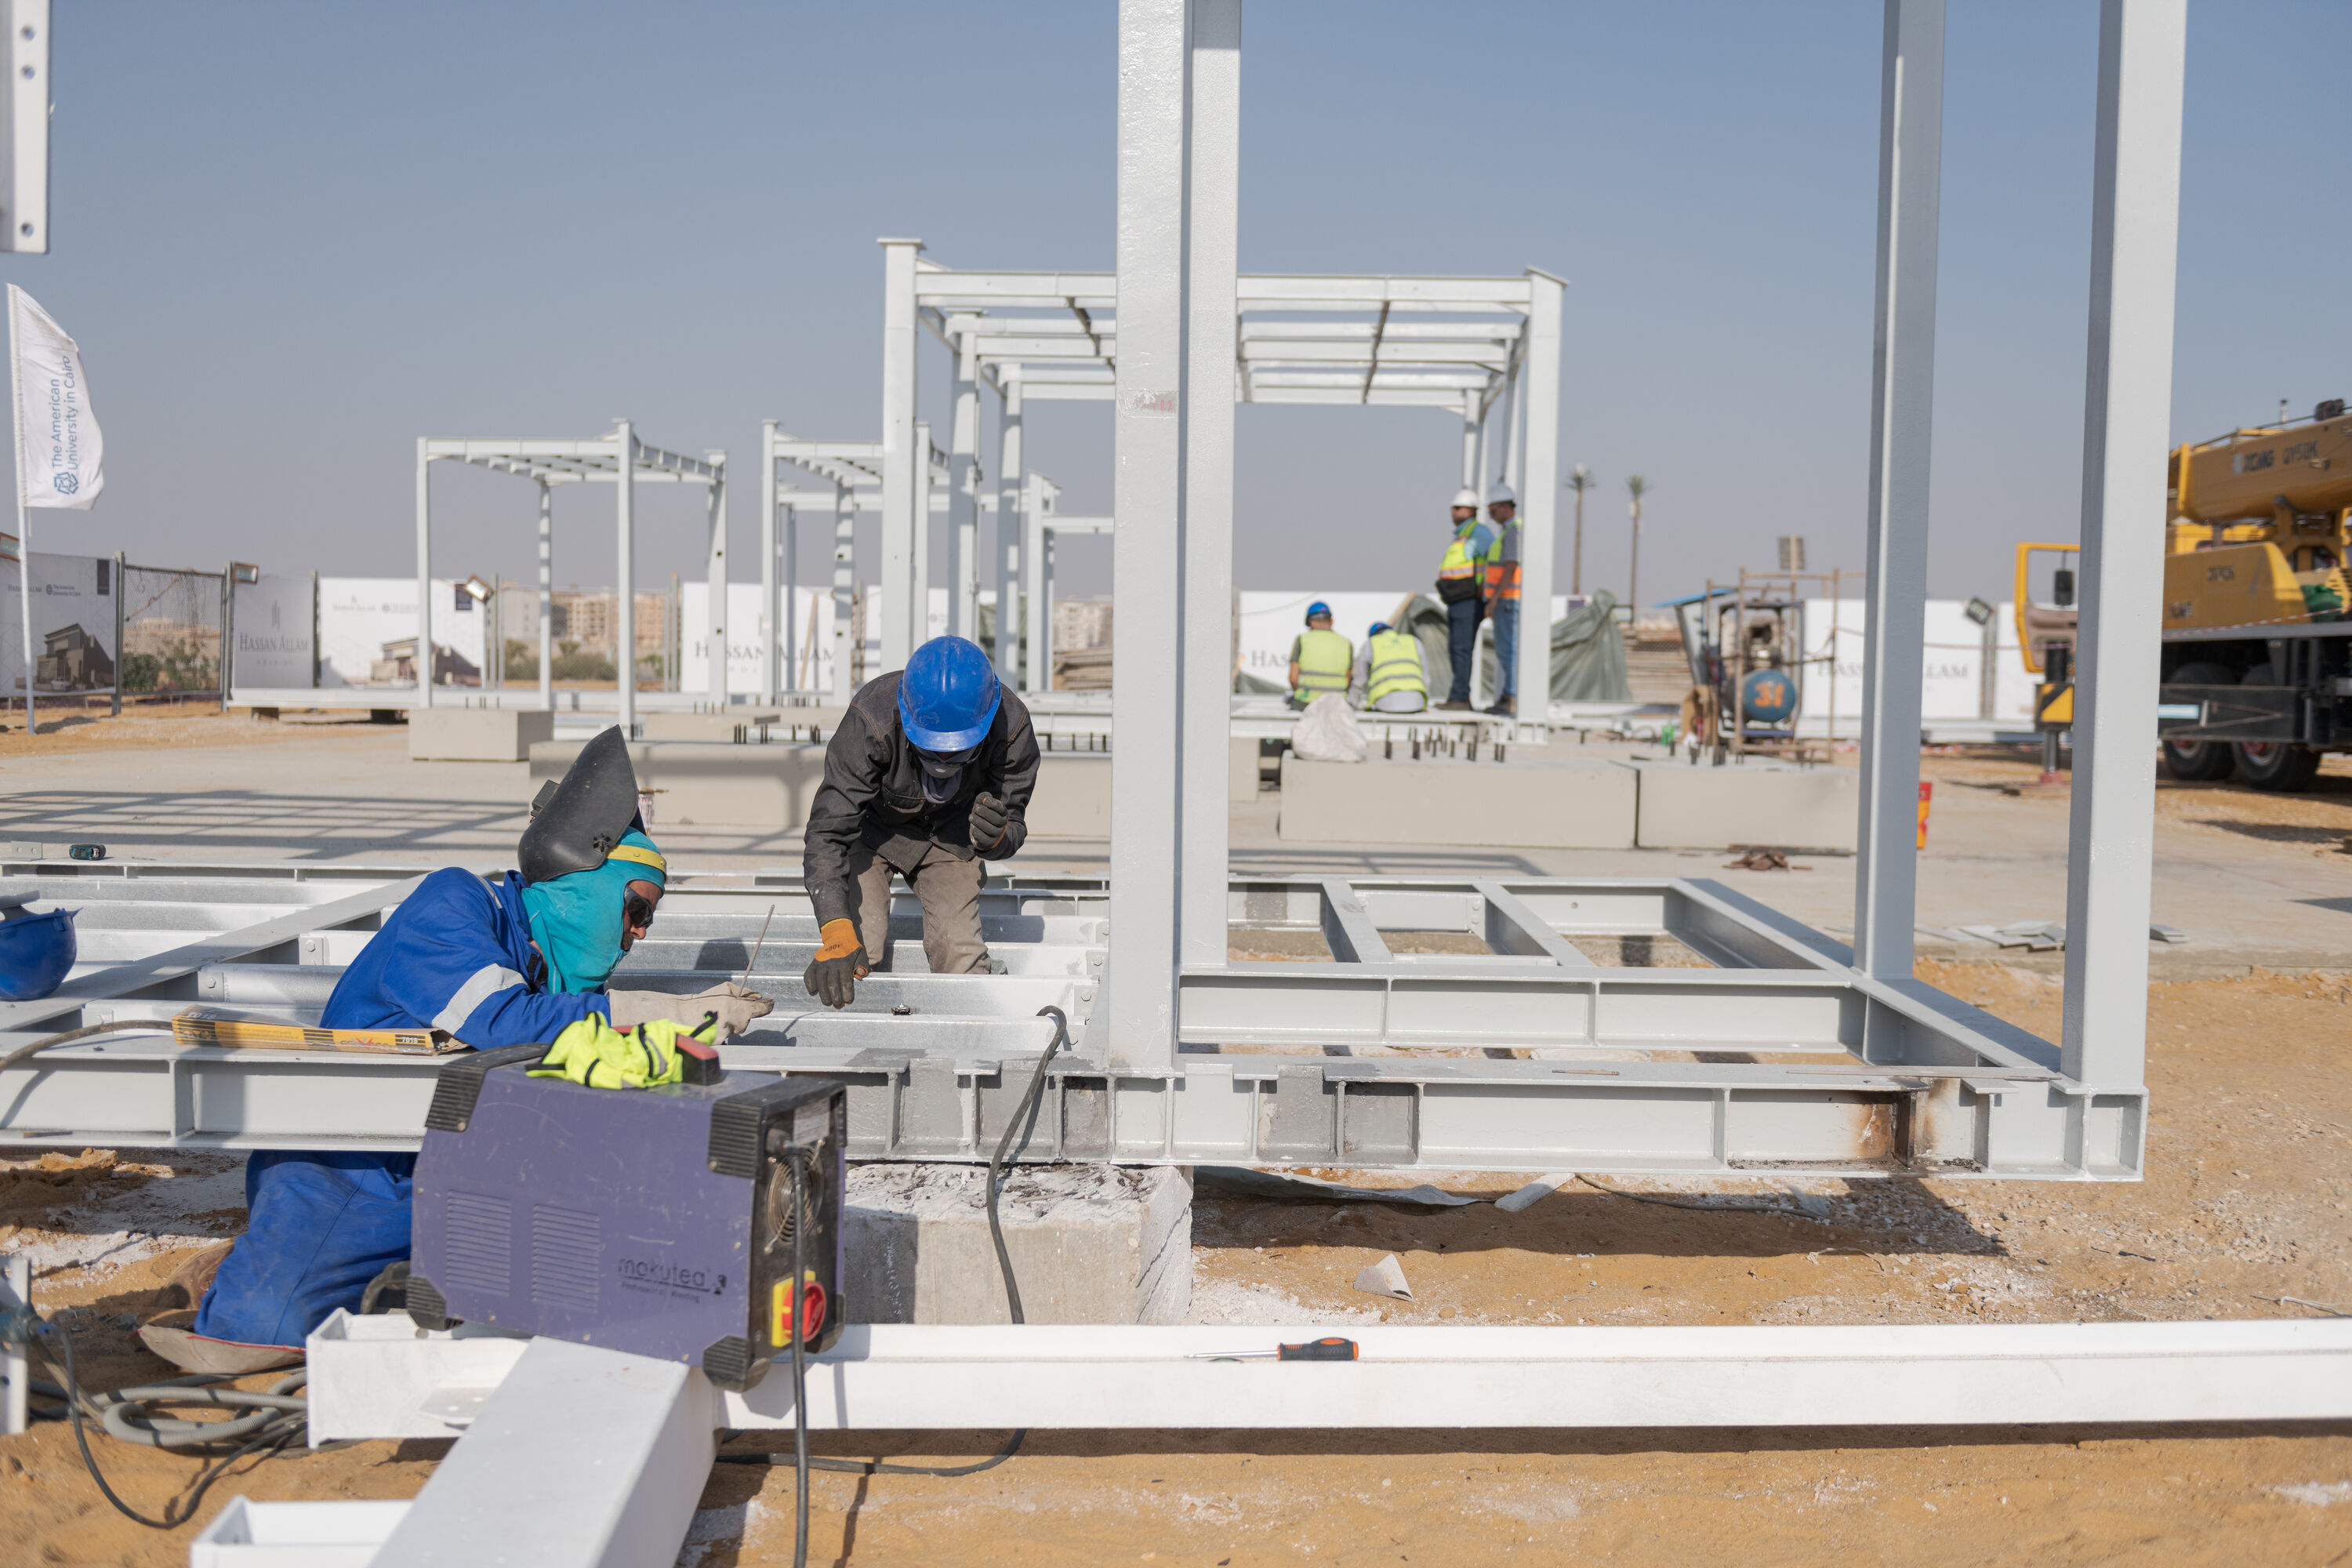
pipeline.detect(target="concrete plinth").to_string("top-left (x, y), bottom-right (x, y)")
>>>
top-left (844, 1163), bottom-right (1192, 1326)
top-left (1632, 760), bottom-right (1857, 851)
top-left (409, 707), bottom-right (554, 762)
top-left (1278, 753), bottom-right (1638, 848)
top-left (639, 711), bottom-right (781, 741)
top-left (1230, 736), bottom-right (1260, 801)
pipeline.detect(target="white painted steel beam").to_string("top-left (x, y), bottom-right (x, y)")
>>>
top-left (995, 381), bottom-right (1025, 684)
top-left (1181, 0), bottom-right (1240, 970)
top-left (615, 421), bottom-right (637, 732)
top-left (535, 479), bottom-right (554, 710)
top-left (1851, 0), bottom-right (1944, 980)
top-left (703, 451), bottom-right (728, 710)
top-left (878, 238), bottom-right (923, 670)
top-left (310, 1316), bottom-right (2352, 1443)
top-left (2060, 0), bottom-right (2185, 1094)
top-left (368, 1336), bottom-right (716, 1568)
top-left (949, 336), bottom-right (983, 640)
top-left (1516, 269), bottom-right (1564, 730)
top-left (1104, 0), bottom-right (1192, 1073)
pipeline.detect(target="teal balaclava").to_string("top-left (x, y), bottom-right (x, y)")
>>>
top-left (519, 828), bottom-right (666, 993)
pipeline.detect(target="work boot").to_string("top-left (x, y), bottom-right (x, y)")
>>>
top-left (1486, 695), bottom-right (1516, 717)
top-left (1435, 699), bottom-right (1474, 712)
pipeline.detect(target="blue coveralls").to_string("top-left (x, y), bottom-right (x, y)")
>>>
top-left (193, 867), bottom-right (610, 1348)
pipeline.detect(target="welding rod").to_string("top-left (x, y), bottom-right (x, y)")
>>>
top-left (740, 904), bottom-right (776, 985)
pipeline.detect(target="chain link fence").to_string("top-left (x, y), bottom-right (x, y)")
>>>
top-left (118, 564), bottom-right (224, 696)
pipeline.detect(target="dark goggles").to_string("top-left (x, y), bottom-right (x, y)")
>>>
top-left (623, 889), bottom-right (657, 930)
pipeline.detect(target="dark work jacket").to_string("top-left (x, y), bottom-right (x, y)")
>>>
top-left (803, 671), bottom-right (1039, 927)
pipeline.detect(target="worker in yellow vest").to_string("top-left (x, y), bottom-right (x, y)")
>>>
top-left (1434, 488), bottom-right (1499, 710)
top-left (1483, 483), bottom-right (1523, 716)
top-left (1352, 621), bottom-right (1427, 713)
top-left (1287, 601), bottom-right (1352, 709)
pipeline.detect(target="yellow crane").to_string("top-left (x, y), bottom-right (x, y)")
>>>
top-left (2016, 397), bottom-right (2352, 791)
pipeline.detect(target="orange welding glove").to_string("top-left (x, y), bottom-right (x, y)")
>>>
top-left (803, 918), bottom-right (868, 1010)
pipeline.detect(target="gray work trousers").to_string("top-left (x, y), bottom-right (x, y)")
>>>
top-left (845, 841), bottom-right (990, 975)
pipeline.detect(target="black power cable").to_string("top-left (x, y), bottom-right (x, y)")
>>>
top-left (734, 1003), bottom-right (1070, 1555)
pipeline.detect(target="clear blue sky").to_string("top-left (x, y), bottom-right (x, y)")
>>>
top-left (7, 1), bottom-right (2345, 608)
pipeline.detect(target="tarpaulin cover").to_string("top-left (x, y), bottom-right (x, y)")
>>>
top-left (1394, 590), bottom-right (1633, 703)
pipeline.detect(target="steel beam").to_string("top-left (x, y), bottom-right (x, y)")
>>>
top-left (535, 479), bottom-right (554, 711)
top-left (949, 337), bottom-right (982, 640)
top-left (1516, 269), bottom-right (1563, 730)
top-left (1103, 0), bottom-right (1192, 1073)
top-left (1180, 0), bottom-right (1240, 969)
top-left (994, 380), bottom-right (1025, 684)
top-left (1851, 0), bottom-right (1944, 979)
top-left (878, 238), bottom-right (923, 670)
top-left (703, 451), bottom-right (728, 709)
top-left (412, 438), bottom-right (432, 710)
top-left (760, 421), bottom-right (780, 702)
top-left (615, 421), bottom-right (637, 733)
top-left (2060, 0), bottom-right (2185, 1093)
top-left (311, 1315), bottom-right (2352, 1442)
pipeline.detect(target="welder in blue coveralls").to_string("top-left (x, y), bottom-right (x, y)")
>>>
top-left (141, 728), bottom-right (774, 1373)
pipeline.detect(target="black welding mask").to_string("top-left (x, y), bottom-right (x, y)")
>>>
top-left (518, 725), bottom-right (645, 884)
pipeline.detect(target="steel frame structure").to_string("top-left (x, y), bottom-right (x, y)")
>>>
top-left (415, 426), bottom-right (724, 731)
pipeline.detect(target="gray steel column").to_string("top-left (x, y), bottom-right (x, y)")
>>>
top-left (1517, 269), bottom-right (1565, 732)
top-left (1024, 474), bottom-right (1048, 692)
top-left (782, 503), bottom-right (797, 695)
top-left (1849, 0), bottom-right (1944, 980)
top-left (1105, 0), bottom-right (1192, 1069)
top-left (1489, 366), bottom-right (1516, 490)
top-left (535, 478), bottom-right (553, 711)
top-left (948, 339), bottom-right (982, 641)
top-left (995, 380), bottom-right (1025, 684)
top-left (413, 439), bottom-right (431, 710)
top-left (760, 422), bottom-right (779, 702)
top-left (615, 420), bottom-right (637, 734)
top-left (2060, 0), bottom-right (2186, 1089)
top-left (912, 422), bottom-right (933, 652)
top-left (704, 455), bottom-right (728, 710)
top-left (831, 482), bottom-right (856, 702)
top-left (878, 238), bottom-right (923, 670)
top-left (1460, 405), bottom-right (1479, 492)
top-left (1179, 0), bottom-right (1240, 967)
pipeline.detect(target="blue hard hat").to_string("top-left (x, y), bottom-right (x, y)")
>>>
top-left (1305, 601), bottom-right (1333, 623)
top-left (1367, 621), bottom-right (1388, 637)
top-left (898, 636), bottom-right (1003, 753)
top-left (0, 906), bottom-right (76, 1001)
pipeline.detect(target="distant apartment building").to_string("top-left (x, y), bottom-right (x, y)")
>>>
top-left (547, 590), bottom-right (669, 658)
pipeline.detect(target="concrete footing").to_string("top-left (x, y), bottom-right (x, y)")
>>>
top-left (408, 707), bottom-right (554, 762)
top-left (1632, 760), bottom-right (1857, 851)
top-left (843, 1163), bottom-right (1192, 1325)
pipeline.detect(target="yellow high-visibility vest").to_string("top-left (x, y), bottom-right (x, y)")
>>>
top-left (1294, 628), bottom-right (1352, 693)
top-left (1364, 630), bottom-right (1425, 704)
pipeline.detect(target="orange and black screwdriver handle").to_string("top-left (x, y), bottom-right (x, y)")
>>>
top-left (1278, 1337), bottom-right (1359, 1361)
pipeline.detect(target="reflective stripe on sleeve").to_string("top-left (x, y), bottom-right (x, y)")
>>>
top-left (431, 964), bottom-right (528, 1034)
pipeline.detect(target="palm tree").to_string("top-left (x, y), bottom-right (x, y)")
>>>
top-left (1563, 464), bottom-right (1595, 597)
top-left (1625, 474), bottom-right (1650, 613)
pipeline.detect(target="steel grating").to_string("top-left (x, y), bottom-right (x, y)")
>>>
top-left (0, 859), bottom-right (2138, 1180)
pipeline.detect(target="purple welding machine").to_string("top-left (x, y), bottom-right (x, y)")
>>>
top-left (407, 1045), bottom-right (848, 1392)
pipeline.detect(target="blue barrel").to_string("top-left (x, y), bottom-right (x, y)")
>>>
top-left (0, 908), bottom-right (78, 1000)
top-left (1739, 668), bottom-right (1798, 726)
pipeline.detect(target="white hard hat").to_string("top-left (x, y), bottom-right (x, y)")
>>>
top-left (1450, 487), bottom-right (1480, 509)
top-left (1486, 482), bottom-right (1517, 506)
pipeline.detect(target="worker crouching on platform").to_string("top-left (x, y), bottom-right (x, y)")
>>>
top-left (1287, 601), bottom-right (1352, 710)
top-left (150, 728), bottom-right (772, 1373)
top-left (1352, 620), bottom-right (1428, 713)
top-left (801, 635), bottom-right (1040, 1008)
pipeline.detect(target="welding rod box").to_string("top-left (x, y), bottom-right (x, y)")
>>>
top-left (407, 1044), bottom-right (847, 1392)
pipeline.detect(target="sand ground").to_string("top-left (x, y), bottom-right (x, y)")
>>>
top-left (1, 717), bottom-right (2348, 1563)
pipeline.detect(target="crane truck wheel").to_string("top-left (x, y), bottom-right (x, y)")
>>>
top-left (2160, 662), bottom-right (2238, 782)
top-left (2230, 664), bottom-right (2323, 793)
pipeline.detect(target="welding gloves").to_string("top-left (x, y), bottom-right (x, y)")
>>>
top-left (968, 789), bottom-right (1010, 853)
top-left (803, 917), bottom-right (869, 1010)
top-left (604, 981), bottom-right (774, 1040)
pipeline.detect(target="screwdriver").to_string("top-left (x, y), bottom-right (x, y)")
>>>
top-left (1188, 1337), bottom-right (1359, 1361)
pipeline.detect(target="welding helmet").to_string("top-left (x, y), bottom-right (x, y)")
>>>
top-left (1305, 601), bottom-right (1333, 624)
top-left (898, 636), bottom-right (1001, 753)
top-left (518, 725), bottom-right (648, 884)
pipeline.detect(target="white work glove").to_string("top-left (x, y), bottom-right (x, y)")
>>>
top-left (605, 982), bottom-right (775, 1041)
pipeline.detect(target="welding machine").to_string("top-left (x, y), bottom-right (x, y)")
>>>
top-left (406, 1044), bottom-right (847, 1392)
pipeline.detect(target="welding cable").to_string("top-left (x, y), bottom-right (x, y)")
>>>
top-left (786, 1143), bottom-right (812, 1568)
top-left (724, 1004), bottom-right (1070, 1498)
top-left (34, 1318), bottom-right (308, 1530)
top-left (0, 1018), bottom-right (165, 1075)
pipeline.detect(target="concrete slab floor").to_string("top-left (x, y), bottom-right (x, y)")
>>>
top-left (0, 722), bottom-right (2344, 971)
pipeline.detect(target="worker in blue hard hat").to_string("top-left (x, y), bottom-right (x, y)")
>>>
top-left (149, 729), bottom-right (772, 1374)
top-left (1287, 601), bottom-right (1351, 710)
top-left (1352, 619), bottom-right (1428, 713)
top-left (801, 635), bottom-right (1040, 1007)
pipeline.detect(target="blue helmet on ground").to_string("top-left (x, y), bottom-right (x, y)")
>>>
top-left (898, 635), bottom-right (1002, 752)
top-left (0, 906), bottom-right (76, 1000)
top-left (1305, 601), bottom-right (1333, 623)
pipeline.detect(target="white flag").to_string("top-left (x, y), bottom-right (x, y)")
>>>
top-left (10, 285), bottom-right (103, 510)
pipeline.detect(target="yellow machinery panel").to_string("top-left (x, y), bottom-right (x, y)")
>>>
top-left (2172, 409), bottom-right (2352, 524)
top-left (2161, 541), bottom-right (2313, 632)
